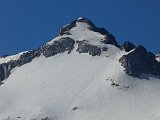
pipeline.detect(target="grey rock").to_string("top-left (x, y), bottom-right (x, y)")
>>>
top-left (102, 47), bottom-right (108, 51)
top-left (0, 64), bottom-right (8, 80)
top-left (119, 45), bottom-right (160, 77)
top-left (0, 50), bottom-right (40, 81)
top-left (0, 37), bottom-right (75, 81)
top-left (76, 40), bottom-right (101, 56)
top-left (121, 41), bottom-right (136, 52)
top-left (100, 36), bottom-right (119, 47)
top-left (42, 37), bottom-right (75, 57)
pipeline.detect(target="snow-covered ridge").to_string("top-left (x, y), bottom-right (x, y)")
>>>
top-left (47, 24), bottom-right (106, 46)
top-left (0, 17), bottom-right (159, 82)
top-left (0, 51), bottom-right (28, 64)
top-left (0, 17), bottom-right (160, 120)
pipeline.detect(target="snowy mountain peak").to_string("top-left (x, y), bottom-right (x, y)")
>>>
top-left (0, 17), bottom-right (159, 83)
top-left (57, 17), bottom-right (119, 47)
top-left (59, 17), bottom-right (119, 46)
top-left (75, 17), bottom-right (95, 26)
top-left (58, 17), bottom-right (95, 36)
top-left (77, 17), bottom-right (86, 20)
top-left (0, 17), bottom-right (160, 120)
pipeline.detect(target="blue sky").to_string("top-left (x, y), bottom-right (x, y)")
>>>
top-left (0, 0), bottom-right (159, 55)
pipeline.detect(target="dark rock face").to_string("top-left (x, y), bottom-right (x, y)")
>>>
top-left (0, 61), bottom-right (18, 81)
top-left (0, 37), bottom-right (75, 81)
top-left (0, 63), bottom-right (9, 80)
top-left (119, 45), bottom-right (160, 77)
top-left (0, 54), bottom-right (8, 58)
top-left (59, 17), bottom-right (119, 47)
top-left (76, 40), bottom-right (101, 56)
top-left (121, 41), bottom-right (136, 52)
top-left (0, 50), bottom-right (40, 81)
top-left (17, 50), bottom-right (41, 66)
top-left (42, 37), bottom-right (75, 57)
top-left (59, 24), bottom-right (75, 36)
top-left (101, 36), bottom-right (119, 47)
top-left (102, 47), bottom-right (108, 51)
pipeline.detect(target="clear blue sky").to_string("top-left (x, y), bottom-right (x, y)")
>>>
top-left (0, 0), bottom-right (159, 55)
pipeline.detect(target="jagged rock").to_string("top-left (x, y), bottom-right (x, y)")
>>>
top-left (59, 17), bottom-right (119, 47)
top-left (0, 50), bottom-right (40, 81)
top-left (0, 64), bottom-right (8, 80)
top-left (42, 37), bottom-right (75, 57)
top-left (59, 24), bottom-right (75, 36)
top-left (119, 45), bottom-right (160, 77)
top-left (76, 40), bottom-right (101, 56)
top-left (0, 37), bottom-right (75, 81)
top-left (17, 50), bottom-right (40, 66)
top-left (121, 41), bottom-right (136, 52)
top-left (101, 36), bottom-right (119, 47)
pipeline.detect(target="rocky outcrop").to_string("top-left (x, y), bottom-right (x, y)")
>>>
top-left (101, 36), bottom-right (119, 47)
top-left (0, 37), bottom-right (75, 81)
top-left (76, 40), bottom-right (101, 56)
top-left (0, 63), bottom-right (10, 80)
top-left (121, 41), bottom-right (136, 52)
top-left (0, 50), bottom-right (40, 81)
top-left (42, 37), bottom-right (75, 57)
top-left (119, 45), bottom-right (160, 77)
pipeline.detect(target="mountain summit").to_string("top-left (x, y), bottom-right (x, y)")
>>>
top-left (58, 17), bottom-right (119, 46)
top-left (0, 18), bottom-right (160, 120)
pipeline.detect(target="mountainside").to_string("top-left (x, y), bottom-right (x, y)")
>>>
top-left (0, 17), bottom-right (160, 120)
top-left (156, 53), bottom-right (160, 62)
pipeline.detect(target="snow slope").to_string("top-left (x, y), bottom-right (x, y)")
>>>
top-left (0, 18), bottom-right (160, 120)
